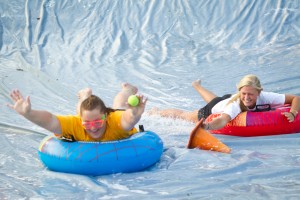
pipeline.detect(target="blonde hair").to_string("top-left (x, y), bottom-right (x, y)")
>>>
top-left (227, 74), bottom-right (263, 111)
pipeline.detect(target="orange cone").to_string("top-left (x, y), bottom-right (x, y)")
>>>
top-left (187, 119), bottom-right (231, 153)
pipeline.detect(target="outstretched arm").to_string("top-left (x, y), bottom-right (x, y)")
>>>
top-left (121, 94), bottom-right (148, 131)
top-left (7, 89), bottom-right (62, 134)
top-left (202, 113), bottom-right (231, 130)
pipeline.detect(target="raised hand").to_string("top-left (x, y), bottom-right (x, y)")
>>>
top-left (127, 94), bottom-right (148, 116)
top-left (7, 89), bottom-right (31, 116)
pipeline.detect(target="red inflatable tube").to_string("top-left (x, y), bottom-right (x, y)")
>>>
top-left (205, 105), bottom-right (300, 137)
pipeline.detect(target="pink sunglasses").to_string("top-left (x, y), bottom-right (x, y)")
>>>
top-left (82, 114), bottom-right (106, 130)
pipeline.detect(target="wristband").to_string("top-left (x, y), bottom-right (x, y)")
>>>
top-left (290, 112), bottom-right (296, 119)
top-left (290, 110), bottom-right (298, 116)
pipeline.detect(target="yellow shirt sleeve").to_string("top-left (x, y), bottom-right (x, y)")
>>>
top-left (55, 115), bottom-right (92, 141)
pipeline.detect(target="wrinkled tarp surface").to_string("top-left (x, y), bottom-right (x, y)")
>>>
top-left (0, 0), bottom-right (299, 199)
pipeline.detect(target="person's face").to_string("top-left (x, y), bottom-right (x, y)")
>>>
top-left (81, 109), bottom-right (106, 139)
top-left (239, 86), bottom-right (260, 109)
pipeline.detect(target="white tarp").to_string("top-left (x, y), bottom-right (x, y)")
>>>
top-left (0, 0), bottom-right (299, 199)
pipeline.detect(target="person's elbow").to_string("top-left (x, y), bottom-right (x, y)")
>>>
top-left (48, 115), bottom-right (62, 134)
top-left (121, 121), bottom-right (136, 131)
top-left (285, 95), bottom-right (300, 104)
top-left (121, 114), bottom-right (141, 131)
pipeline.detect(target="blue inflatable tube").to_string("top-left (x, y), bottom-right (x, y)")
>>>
top-left (38, 131), bottom-right (163, 176)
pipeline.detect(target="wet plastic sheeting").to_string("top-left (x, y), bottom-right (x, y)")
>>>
top-left (0, 0), bottom-right (299, 199)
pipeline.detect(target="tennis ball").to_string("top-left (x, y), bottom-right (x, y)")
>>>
top-left (128, 95), bottom-right (139, 107)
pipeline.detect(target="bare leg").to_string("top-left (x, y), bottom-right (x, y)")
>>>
top-left (192, 80), bottom-right (217, 103)
top-left (147, 80), bottom-right (216, 122)
top-left (148, 108), bottom-right (199, 123)
top-left (76, 88), bottom-right (92, 115)
top-left (113, 83), bottom-right (138, 109)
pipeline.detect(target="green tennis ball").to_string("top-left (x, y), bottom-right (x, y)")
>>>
top-left (128, 95), bottom-right (139, 107)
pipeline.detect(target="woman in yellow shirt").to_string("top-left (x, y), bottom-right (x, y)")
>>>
top-left (8, 83), bottom-right (147, 142)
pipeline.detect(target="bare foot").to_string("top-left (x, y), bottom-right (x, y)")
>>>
top-left (77, 88), bottom-right (92, 101)
top-left (122, 83), bottom-right (138, 94)
top-left (112, 83), bottom-right (138, 109)
top-left (192, 79), bottom-right (201, 88)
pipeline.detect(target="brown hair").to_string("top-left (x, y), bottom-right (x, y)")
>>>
top-left (227, 74), bottom-right (263, 111)
top-left (80, 95), bottom-right (114, 116)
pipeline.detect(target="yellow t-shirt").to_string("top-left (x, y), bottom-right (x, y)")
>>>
top-left (55, 110), bottom-right (137, 142)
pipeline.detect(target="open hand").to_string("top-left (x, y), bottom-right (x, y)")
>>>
top-left (282, 112), bottom-right (296, 123)
top-left (7, 89), bottom-right (31, 116)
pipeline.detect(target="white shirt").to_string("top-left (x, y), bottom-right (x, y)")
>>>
top-left (211, 91), bottom-right (285, 120)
